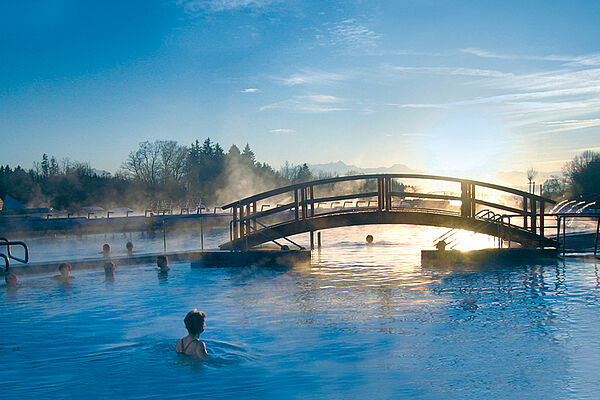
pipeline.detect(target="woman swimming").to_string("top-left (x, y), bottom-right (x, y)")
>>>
top-left (175, 309), bottom-right (208, 360)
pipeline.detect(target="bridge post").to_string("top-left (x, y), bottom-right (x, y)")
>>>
top-left (239, 205), bottom-right (245, 238)
top-left (470, 183), bottom-right (476, 217)
top-left (252, 202), bottom-right (257, 231)
top-left (301, 187), bottom-right (307, 219)
top-left (522, 197), bottom-right (528, 230)
top-left (385, 178), bottom-right (392, 211)
top-left (539, 201), bottom-right (545, 236)
top-left (377, 178), bottom-right (383, 211)
top-left (461, 182), bottom-right (474, 218)
top-left (233, 206), bottom-right (238, 240)
top-left (309, 186), bottom-right (315, 217)
top-left (294, 189), bottom-right (299, 221)
top-left (531, 197), bottom-right (537, 236)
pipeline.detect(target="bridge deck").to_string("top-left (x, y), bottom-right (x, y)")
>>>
top-left (220, 209), bottom-right (558, 250)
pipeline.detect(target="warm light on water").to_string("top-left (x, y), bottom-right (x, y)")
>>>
top-left (2, 226), bottom-right (600, 399)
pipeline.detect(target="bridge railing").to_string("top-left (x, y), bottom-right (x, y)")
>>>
top-left (221, 174), bottom-right (555, 242)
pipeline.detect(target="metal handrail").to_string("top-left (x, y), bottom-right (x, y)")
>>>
top-left (229, 219), bottom-right (305, 250)
top-left (434, 209), bottom-right (495, 244)
top-left (249, 218), bottom-right (305, 250)
top-left (0, 253), bottom-right (8, 272)
top-left (0, 237), bottom-right (29, 264)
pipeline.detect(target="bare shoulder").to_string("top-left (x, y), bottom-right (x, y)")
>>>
top-left (196, 341), bottom-right (208, 359)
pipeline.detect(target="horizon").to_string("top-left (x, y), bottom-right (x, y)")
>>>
top-left (2, 1), bottom-right (599, 179)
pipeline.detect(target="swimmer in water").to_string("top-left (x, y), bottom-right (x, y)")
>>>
top-left (366, 234), bottom-right (374, 244)
top-left (157, 255), bottom-right (169, 272)
top-left (51, 263), bottom-right (74, 281)
top-left (104, 261), bottom-right (115, 280)
top-left (126, 241), bottom-right (133, 256)
top-left (5, 272), bottom-right (17, 287)
top-left (101, 243), bottom-right (111, 258)
top-left (175, 309), bottom-right (208, 360)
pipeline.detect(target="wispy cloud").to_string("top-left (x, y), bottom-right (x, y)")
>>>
top-left (270, 128), bottom-right (295, 133)
top-left (260, 94), bottom-right (348, 113)
top-left (177, 0), bottom-right (276, 13)
top-left (391, 54), bottom-right (600, 133)
top-left (275, 70), bottom-right (348, 86)
top-left (325, 19), bottom-right (380, 49)
top-left (461, 47), bottom-right (600, 66)
top-left (392, 65), bottom-right (513, 79)
top-left (242, 88), bottom-right (260, 93)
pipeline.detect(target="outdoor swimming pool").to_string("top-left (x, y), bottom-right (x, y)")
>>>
top-left (2, 226), bottom-right (600, 399)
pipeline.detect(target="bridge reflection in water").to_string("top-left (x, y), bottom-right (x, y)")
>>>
top-left (219, 174), bottom-right (558, 250)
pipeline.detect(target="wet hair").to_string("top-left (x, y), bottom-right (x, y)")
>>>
top-left (157, 255), bottom-right (168, 268)
top-left (126, 242), bottom-right (133, 250)
top-left (184, 309), bottom-right (206, 336)
top-left (104, 262), bottom-right (115, 274)
top-left (102, 244), bottom-right (110, 252)
top-left (58, 263), bottom-right (72, 272)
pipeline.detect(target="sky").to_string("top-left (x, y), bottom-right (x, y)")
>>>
top-left (1, 0), bottom-right (599, 181)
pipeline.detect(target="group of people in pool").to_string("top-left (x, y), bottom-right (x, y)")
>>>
top-left (4, 241), bottom-right (204, 359)
top-left (3, 242), bottom-right (170, 286)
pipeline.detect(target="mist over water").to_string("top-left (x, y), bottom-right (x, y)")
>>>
top-left (2, 226), bottom-right (600, 399)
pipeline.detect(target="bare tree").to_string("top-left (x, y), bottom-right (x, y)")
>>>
top-left (526, 168), bottom-right (538, 193)
top-left (157, 140), bottom-right (188, 184)
top-left (123, 141), bottom-right (161, 187)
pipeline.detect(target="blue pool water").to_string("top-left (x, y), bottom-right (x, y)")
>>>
top-left (1, 226), bottom-right (600, 399)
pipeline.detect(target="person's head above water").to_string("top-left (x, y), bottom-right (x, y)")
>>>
top-left (184, 309), bottom-right (206, 337)
top-left (57, 263), bottom-right (72, 279)
top-left (366, 234), bottom-right (374, 244)
top-left (157, 255), bottom-right (169, 271)
top-left (5, 272), bottom-right (17, 286)
top-left (126, 241), bottom-right (133, 254)
top-left (102, 243), bottom-right (111, 257)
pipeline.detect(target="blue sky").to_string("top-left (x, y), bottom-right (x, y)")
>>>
top-left (1, 0), bottom-right (599, 180)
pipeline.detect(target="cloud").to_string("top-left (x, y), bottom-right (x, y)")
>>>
top-left (260, 94), bottom-right (348, 113)
top-left (390, 53), bottom-right (600, 134)
top-left (460, 47), bottom-right (600, 66)
top-left (392, 65), bottom-right (513, 79)
top-left (242, 88), bottom-right (260, 93)
top-left (269, 128), bottom-right (295, 133)
top-left (325, 19), bottom-right (380, 49)
top-left (276, 70), bottom-right (348, 86)
top-left (177, 0), bottom-right (276, 13)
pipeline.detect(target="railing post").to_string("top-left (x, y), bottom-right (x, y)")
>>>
top-left (310, 185), bottom-right (315, 217)
top-left (556, 215), bottom-right (560, 250)
top-left (461, 182), bottom-right (468, 217)
top-left (239, 205), bottom-right (245, 238)
top-left (294, 189), bottom-right (299, 221)
top-left (523, 196), bottom-right (528, 230)
top-left (539, 200), bottom-right (545, 241)
top-left (252, 202), bottom-right (257, 231)
top-left (301, 187), bottom-right (307, 219)
top-left (377, 178), bottom-right (383, 211)
top-left (233, 206), bottom-right (238, 240)
top-left (470, 183), bottom-right (476, 217)
top-left (385, 178), bottom-right (392, 211)
top-left (531, 197), bottom-right (537, 236)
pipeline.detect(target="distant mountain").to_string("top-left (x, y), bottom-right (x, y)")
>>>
top-left (308, 161), bottom-right (422, 176)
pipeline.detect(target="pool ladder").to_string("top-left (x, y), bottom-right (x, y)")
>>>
top-left (434, 209), bottom-right (504, 249)
top-left (0, 236), bottom-right (29, 272)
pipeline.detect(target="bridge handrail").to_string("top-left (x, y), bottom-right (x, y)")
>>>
top-left (221, 173), bottom-right (555, 209)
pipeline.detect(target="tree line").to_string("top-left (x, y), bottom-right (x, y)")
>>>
top-left (0, 139), bottom-right (316, 212)
top-left (542, 150), bottom-right (600, 200)
top-left (1, 144), bottom-right (598, 211)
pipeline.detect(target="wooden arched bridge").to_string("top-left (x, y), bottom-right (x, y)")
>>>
top-left (219, 174), bottom-right (558, 250)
